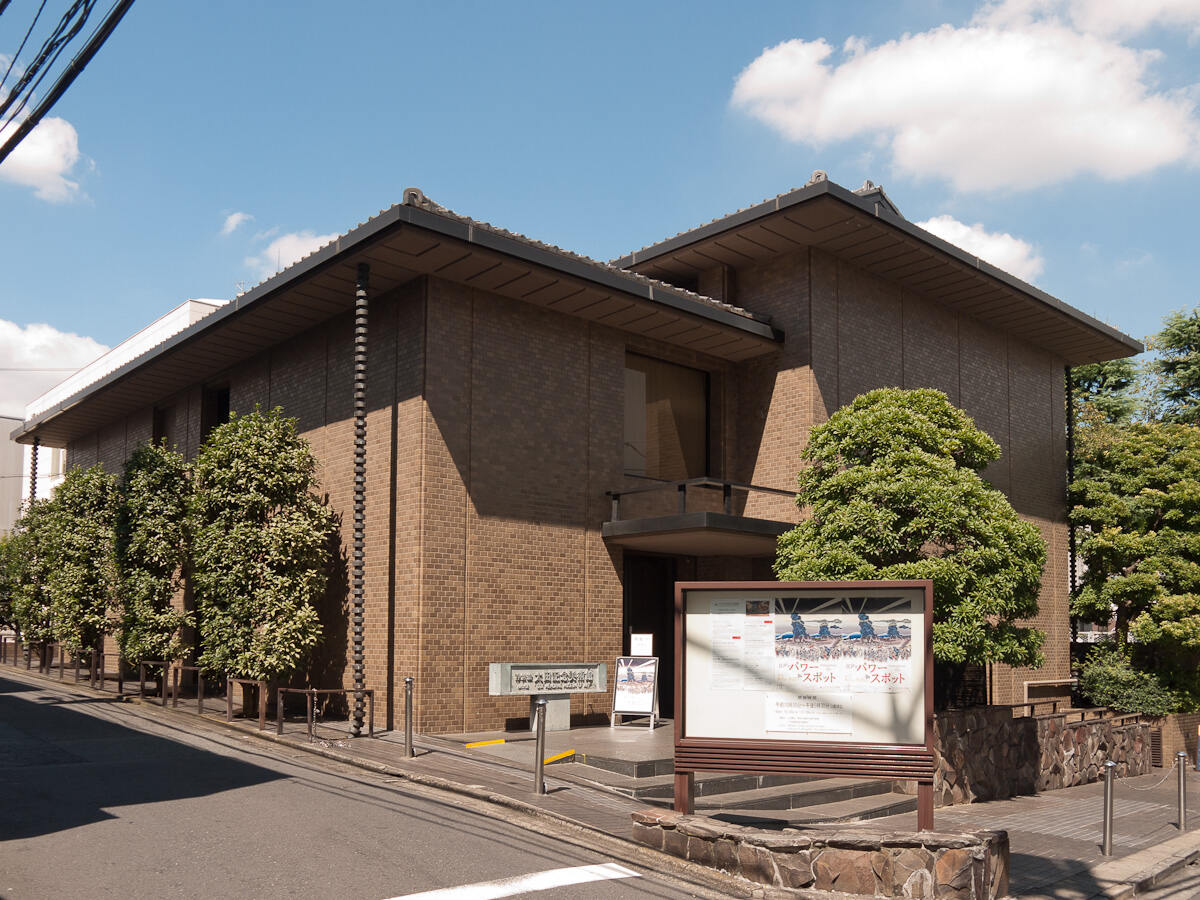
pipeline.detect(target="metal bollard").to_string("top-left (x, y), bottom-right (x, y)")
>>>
top-left (533, 698), bottom-right (547, 796)
top-left (1102, 760), bottom-right (1116, 855)
top-left (404, 677), bottom-right (414, 758)
top-left (1179, 752), bottom-right (1189, 831)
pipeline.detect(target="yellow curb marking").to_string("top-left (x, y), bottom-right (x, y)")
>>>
top-left (464, 738), bottom-right (506, 748)
top-left (544, 749), bottom-right (575, 764)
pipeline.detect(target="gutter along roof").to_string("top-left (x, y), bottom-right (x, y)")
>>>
top-left (614, 178), bottom-right (1143, 366)
top-left (13, 190), bottom-right (784, 448)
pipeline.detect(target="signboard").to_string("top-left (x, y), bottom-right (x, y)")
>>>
top-left (675, 581), bottom-right (935, 829)
top-left (487, 662), bottom-right (606, 696)
top-left (683, 586), bottom-right (924, 743)
top-left (630, 633), bottom-right (653, 656)
top-left (613, 656), bottom-right (658, 715)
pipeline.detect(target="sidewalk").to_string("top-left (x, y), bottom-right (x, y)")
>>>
top-left (6, 662), bottom-right (1200, 899)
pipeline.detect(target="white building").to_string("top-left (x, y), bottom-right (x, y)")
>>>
top-left (11, 299), bottom-right (227, 512)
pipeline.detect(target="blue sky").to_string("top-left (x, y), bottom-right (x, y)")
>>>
top-left (2, 0), bottom-right (1198, 412)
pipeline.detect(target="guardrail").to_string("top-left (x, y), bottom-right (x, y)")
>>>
top-left (276, 688), bottom-right (375, 741)
top-left (227, 678), bottom-right (268, 730)
top-left (605, 477), bottom-right (794, 520)
top-left (2, 642), bottom-right (389, 743)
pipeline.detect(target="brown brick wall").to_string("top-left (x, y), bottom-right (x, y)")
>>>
top-left (50, 234), bottom-right (1075, 731)
top-left (734, 247), bottom-right (1071, 704)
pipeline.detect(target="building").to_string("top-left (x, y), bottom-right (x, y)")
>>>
top-left (9, 176), bottom-right (1142, 732)
top-left (0, 415), bottom-right (24, 534)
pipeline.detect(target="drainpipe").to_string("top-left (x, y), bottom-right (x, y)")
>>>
top-left (29, 436), bottom-right (39, 502)
top-left (351, 263), bottom-right (368, 736)
top-left (1066, 367), bottom-right (1078, 643)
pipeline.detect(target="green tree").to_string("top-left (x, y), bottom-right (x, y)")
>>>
top-left (0, 532), bottom-right (15, 629)
top-left (116, 442), bottom-right (193, 665)
top-left (189, 408), bottom-right (337, 682)
top-left (774, 388), bottom-right (1047, 668)
top-left (1150, 307), bottom-right (1200, 425)
top-left (1070, 358), bottom-right (1140, 427)
top-left (7, 498), bottom-right (56, 647)
top-left (1070, 421), bottom-right (1200, 707)
top-left (44, 465), bottom-right (119, 657)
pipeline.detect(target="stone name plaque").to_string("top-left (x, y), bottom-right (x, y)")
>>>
top-left (488, 662), bottom-right (607, 695)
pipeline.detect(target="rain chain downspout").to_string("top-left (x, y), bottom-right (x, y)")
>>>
top-left (1065, 367), bottom-right (1078, 642)
top-left (351, 263), bottom-right (368, 736)
top-left (29, 436), bottom-right (39, 501)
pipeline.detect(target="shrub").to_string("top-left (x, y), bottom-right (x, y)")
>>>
top-left (1078, 643), bottom-right (1179, 716)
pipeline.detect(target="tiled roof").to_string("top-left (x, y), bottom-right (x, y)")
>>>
top-left (234, 188), bottom-right (772, 326)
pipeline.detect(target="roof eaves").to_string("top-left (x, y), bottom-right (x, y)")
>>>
top-left (12, 193), bottom-right (787, 444)
top-left (612, 179), bottom-right (1143, 358)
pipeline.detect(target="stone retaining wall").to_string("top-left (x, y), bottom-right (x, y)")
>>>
top-left (632, 810), bottom-right (1009, 899)
top-left (897, 707), bottom-right (1152, 806)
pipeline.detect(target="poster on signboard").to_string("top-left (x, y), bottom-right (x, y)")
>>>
top-left (682, 585), bottom-right (928, 745)
top-left (772, 600), bottom-right (913, 695)
top-left (613, 656), bottom-right (658, 715)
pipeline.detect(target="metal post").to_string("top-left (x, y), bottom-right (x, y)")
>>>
top-left (258, 681), bottom-right (267, 730)
top-left (533, 698), bottom-right (547, 795)
top-left (172, 667), bottom-right (180, 708)
top-left (1179, 752), bottom-right (1188, 831)
top-left (1102, 760), bottom-right (1116, 855)
top-left (226, 679), bottom-right (233, 722)
top-left (306, 690), bottom-right (314, 742)
top-left (276, 689), bottom-right (285, 736)
top-left (404, 677), bottom-right (414, 758)
top-left (368, 691), bottom-right (375, 738)
top-left (197, 672), bottom-right (203, 713)
top-left (139, 663), bottom-right (146, 698)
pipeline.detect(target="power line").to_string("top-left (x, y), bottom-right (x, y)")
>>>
top-left (0, 0), bottom-right (135, 167)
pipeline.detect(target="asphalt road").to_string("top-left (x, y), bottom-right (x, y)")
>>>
top-left (0, 673), bottom-right (715, 899)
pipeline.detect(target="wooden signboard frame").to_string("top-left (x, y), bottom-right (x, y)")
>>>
top-left (674, 580), bottom-right (936, 830)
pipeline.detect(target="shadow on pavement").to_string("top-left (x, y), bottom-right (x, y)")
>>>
top-left (1008, 852), bottom-right (1105, 897)
top-left (0, 674), bottom-right (285, 841)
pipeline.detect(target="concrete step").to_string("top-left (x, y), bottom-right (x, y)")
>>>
top-left (695, 776), bottom-right (896, 811)
top-left (710, 791), bottom-right (919, 828)
top-left (572, 750), bottom-right (673, 778)
top-left (559, 761), bottom-right (825, 800)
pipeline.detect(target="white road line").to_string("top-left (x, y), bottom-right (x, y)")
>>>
top-left (385, 863), bottom-right (642, 899)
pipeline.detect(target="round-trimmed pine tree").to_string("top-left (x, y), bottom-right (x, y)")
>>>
top-left (774, 388), bottom-right (1047, 669)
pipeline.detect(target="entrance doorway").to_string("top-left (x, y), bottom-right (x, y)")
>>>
top-left (622, 554), bottom-right (677, 718)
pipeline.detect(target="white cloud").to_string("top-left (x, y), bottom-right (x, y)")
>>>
top-left (978, 0), bottom-right (1200, 37)
top-left (221, 211), bottom-right (253, 236)
top-left (0, 116), bottom-right (83, 202)
top-left (0, 320), bottom-right (107, 418)
top-left (244, 230), bottom-right (338, 281)
top-left (731, 11), bottom-right (1200, 191)
top-left (916, 214), bottom-right (1045, 281)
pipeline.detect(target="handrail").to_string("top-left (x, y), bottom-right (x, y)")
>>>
top-left (606, 477), bottom-right (795, 520)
